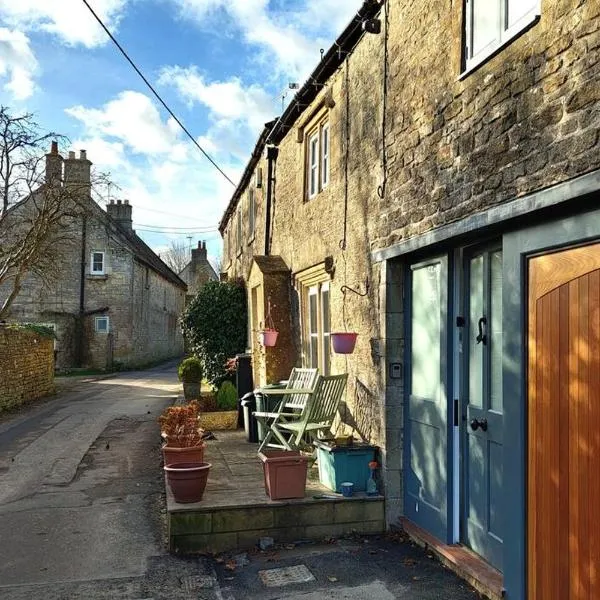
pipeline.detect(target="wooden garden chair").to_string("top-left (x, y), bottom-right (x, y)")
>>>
top-left (254, 367), bottom-right (319, 453)
top-left (260, 373), bottom-right (348, 453)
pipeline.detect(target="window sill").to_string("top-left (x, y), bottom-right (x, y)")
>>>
top-left (87, 274), bottom-right (108, 280)
top-left (459, 13), bottom-right (540, 80)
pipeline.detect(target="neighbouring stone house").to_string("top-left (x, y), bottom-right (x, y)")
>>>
top-left (178, 240), bottom-right (218, 303)
top-left (2, 143), bottom-right (187, 371)
top-left (219, 2), bottom-right (600, 599)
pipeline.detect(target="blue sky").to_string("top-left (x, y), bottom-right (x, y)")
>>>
top-left (0, 0), bottom-right (362, 267)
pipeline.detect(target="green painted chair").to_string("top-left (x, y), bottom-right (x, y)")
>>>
top-left (258, 373), bottom-right (348, 453)
top-left (254, 367), bottom-right (319, 453)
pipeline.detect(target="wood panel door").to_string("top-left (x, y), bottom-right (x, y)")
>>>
top-left (528, 243), bottom-right (600, 600)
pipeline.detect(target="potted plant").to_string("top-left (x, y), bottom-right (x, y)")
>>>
top-left (331, 332), bottom-right (358, 354)
top-left (159, 400), bottom-right (206, 466)
top-left (198, 380), bottom-right (239, 430)
top-left (178, 356), bottom-right (203, 400)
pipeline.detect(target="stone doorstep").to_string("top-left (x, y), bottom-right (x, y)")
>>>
top-left (400, 518), bottom-right (504, 600)
top-left (168, 495), bottom-right (385, 554)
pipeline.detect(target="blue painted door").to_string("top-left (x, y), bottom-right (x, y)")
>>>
top-left (462, 248), bottom-right (504, 570)
top-left (405, 257), bottom-right (450, 542)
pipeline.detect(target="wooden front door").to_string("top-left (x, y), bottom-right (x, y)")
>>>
top-left (528, 243), bottom-right (600, 600)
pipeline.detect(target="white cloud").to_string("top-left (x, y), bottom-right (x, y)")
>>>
top-left (159, 66), bottom-right (276, 130)
top-left (170, 0), bottom-right (362, 80)
top-left (0, 28), bottom-right (38, 100)
top-left (65, 91), bottom-right (185, 155)
top-left (0, 0), bottom-right (128, 48)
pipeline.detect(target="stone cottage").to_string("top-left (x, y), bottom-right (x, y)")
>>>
top-left (3, 143), bottom-right (187, 370)
top-left (178, 240), bottom-right (218, 302)
top-left (219, 1), bottom-right (600, 599)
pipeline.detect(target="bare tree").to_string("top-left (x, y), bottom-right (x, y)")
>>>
top-left (210, 252), bottom-right (222, 277)
top-left (161, 239), bottom-right (190, 275)
top-left (0, 106), bottom-right (108, 319)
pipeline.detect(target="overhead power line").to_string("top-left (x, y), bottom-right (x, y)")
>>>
top-left (81, 0), bottom-right (236, 187)
top-left (133, 223), bottom-right (217, 231)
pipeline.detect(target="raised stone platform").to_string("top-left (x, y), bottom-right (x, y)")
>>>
top-left (166, 430), bottom-right (385, 554)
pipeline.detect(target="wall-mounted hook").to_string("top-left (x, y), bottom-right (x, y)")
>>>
top-left (341, 278), bottom-right (370, 297)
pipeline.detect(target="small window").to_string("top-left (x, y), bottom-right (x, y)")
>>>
top-left (308, 132), bottom-right (319, 198)
top-left (321, 123), bottom-right (330, 189)
top-left (237, 210), bottom-right (242, 253)
top-left (95, 316), bottom-right (110, 333)
top-left (464, 0), bottom-right (539, 70)
top-left (248, 188), bottom-right (256, 240)
top-left (90, 251), bottom-right (105, 275)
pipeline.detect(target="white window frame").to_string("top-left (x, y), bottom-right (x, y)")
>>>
top-left (304, 281), bottom-right (331, 375)
top-left (321, 122), bottom-right (330, 189)
top-left (464, 0), bottom-right (540, 72)
top-left (90, 251), bottom-right (105, 275)
top-left (248, 188), bottom-right (255, 241)
top-left (308, 131), bottom-right (320, 199)
top-left (95, 316), bottom-right (110, 333)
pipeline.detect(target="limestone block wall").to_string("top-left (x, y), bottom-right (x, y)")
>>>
top-left (0, 327), bottom-right (55, 413)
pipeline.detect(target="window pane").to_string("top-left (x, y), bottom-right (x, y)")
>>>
top-left (469, 255), bottom-right (484, 408)
top-left (507, 0), bottom-right (536, 28)
top-left (490, 251), bottom-right (503, 411)
top-left (411, 263), bottom-right (441, 399)
top-left (321, 124), bottom-right (329, 187)
top-left (309, 292), bottom-right (318, 334)
top-left (92, 252), bottom-right (103, 272)
top-left (321, 286), bottom-right (330, 375)
top-left (248, 189), bottom-right (255, 236)
top-left (310, 335), bottom-right (319, 369)
top-left (472, 0), bottom-right (500, 55)
top-left (309, 134), bottom-right (319, 196)
top-left (321, 287), bottom-right (330, 334)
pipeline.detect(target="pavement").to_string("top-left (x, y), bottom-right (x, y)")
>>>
top-left (0, 361), bottom-right (481, 599)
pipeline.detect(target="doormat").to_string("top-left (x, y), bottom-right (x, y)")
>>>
top-left (259, 564), bottom-right (315, 587)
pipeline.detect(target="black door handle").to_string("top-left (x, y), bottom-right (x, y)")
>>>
top-left (470, 418), bottom-right (488, 432)
top-left (476, 317), bottom-right (487, 345)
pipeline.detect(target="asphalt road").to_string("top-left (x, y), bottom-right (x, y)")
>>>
top-left (0, 363), bottom-right (480, 600)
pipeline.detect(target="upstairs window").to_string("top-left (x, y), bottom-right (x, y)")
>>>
top-left (90, 251), bottom-right (105, 275)
top-left (464, 0), bottom-right (539, 70)
top-left (306, 118), bottom-right (330, 200)
top-left (237, 209), bottom-right (242, 254)
top-left (248, 188), bottom-right (256, 240)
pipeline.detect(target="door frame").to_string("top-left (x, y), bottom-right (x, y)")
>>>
top-left (502, 206), bottom-right (600, 600)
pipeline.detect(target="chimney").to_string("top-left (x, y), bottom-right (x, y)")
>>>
top-left (191, 240), bottom-right (208, 266)
top-left (63, 148), bottom-right (91, 194)
top-left (45, 141), bottom-right (63, 185)
top-left (106, 199), bottom-right (133, 232)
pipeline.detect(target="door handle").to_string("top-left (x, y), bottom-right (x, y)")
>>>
top-left (470, 418), bottom-right (488, 432)
top-left (476, 317), bottom-right (487, 345)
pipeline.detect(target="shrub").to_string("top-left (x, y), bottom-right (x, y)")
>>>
top-left (216, 381), bottom-right (238, 411)
top-left (158, 400), bottom-right (204, 447)
top-left (180, 280), bottom-right (247, 387)
top-left (177, 356), bottom-right (203, 382)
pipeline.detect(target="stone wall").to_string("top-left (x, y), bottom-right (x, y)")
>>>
top-left (0, 327), bottom-right (55, 413)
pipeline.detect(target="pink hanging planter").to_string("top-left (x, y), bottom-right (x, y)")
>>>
top-left (331, 332), bottom-right (358, 354)
top-left (259, 328), bottom-right (279, 347)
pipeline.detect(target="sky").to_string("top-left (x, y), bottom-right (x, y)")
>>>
top-left (0, 0), bottom-right (362, 268)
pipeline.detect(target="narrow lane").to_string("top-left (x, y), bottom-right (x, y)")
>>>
top-left (0, 362), bottom-right (218, 600)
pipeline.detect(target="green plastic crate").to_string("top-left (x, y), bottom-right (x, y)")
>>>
top-left (314, 441), bottom-right (377, 493)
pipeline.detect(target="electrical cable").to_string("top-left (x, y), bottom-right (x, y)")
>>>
top-left (81, 0), bottom-right (236, 187)
top-left (133, 223), bottom-right (217, 231)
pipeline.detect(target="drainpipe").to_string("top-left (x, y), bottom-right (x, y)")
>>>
top-left (264, 146), bottom-right (279, 256)
top-left (76, 215), bottom-right (87, 367)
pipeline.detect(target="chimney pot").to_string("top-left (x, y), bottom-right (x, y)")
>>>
top-left (198, 241), bottom-right (202, 249)
top-left (124, 199), bottom-right (129, 205)
top-left (80, 149), bottom-right (87, 160)
top-left (117, 199), bottom-right (122, 205)
top-left (68, 151), bottom-right (76, 159)
top-left (50, 141), bottom-right (58, 154)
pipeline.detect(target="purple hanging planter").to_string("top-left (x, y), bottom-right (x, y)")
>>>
top-left (259, 329), bottom-right (279, 347)
top-left (331, 332), bottom-right (358, 354)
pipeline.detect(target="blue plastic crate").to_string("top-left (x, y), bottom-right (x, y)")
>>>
top-left (314, 441), bottom-right (377, 493)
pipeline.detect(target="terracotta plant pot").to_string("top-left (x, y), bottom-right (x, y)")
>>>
top-left (259, 329), bottom-right (279, 347)
top-left (164, 462), bottom-right (211, 503)
top-left (258, 450), bottom-right (308, 500)
top-left (162, 443), bottom-right (205, 466)
top-left (331, 332), bottom-right (358, 354)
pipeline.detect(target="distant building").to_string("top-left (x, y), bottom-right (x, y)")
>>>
top-left (179, 241), bottom-right (218, 302)
top-left (2, 143), bottom-right (187, 371)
